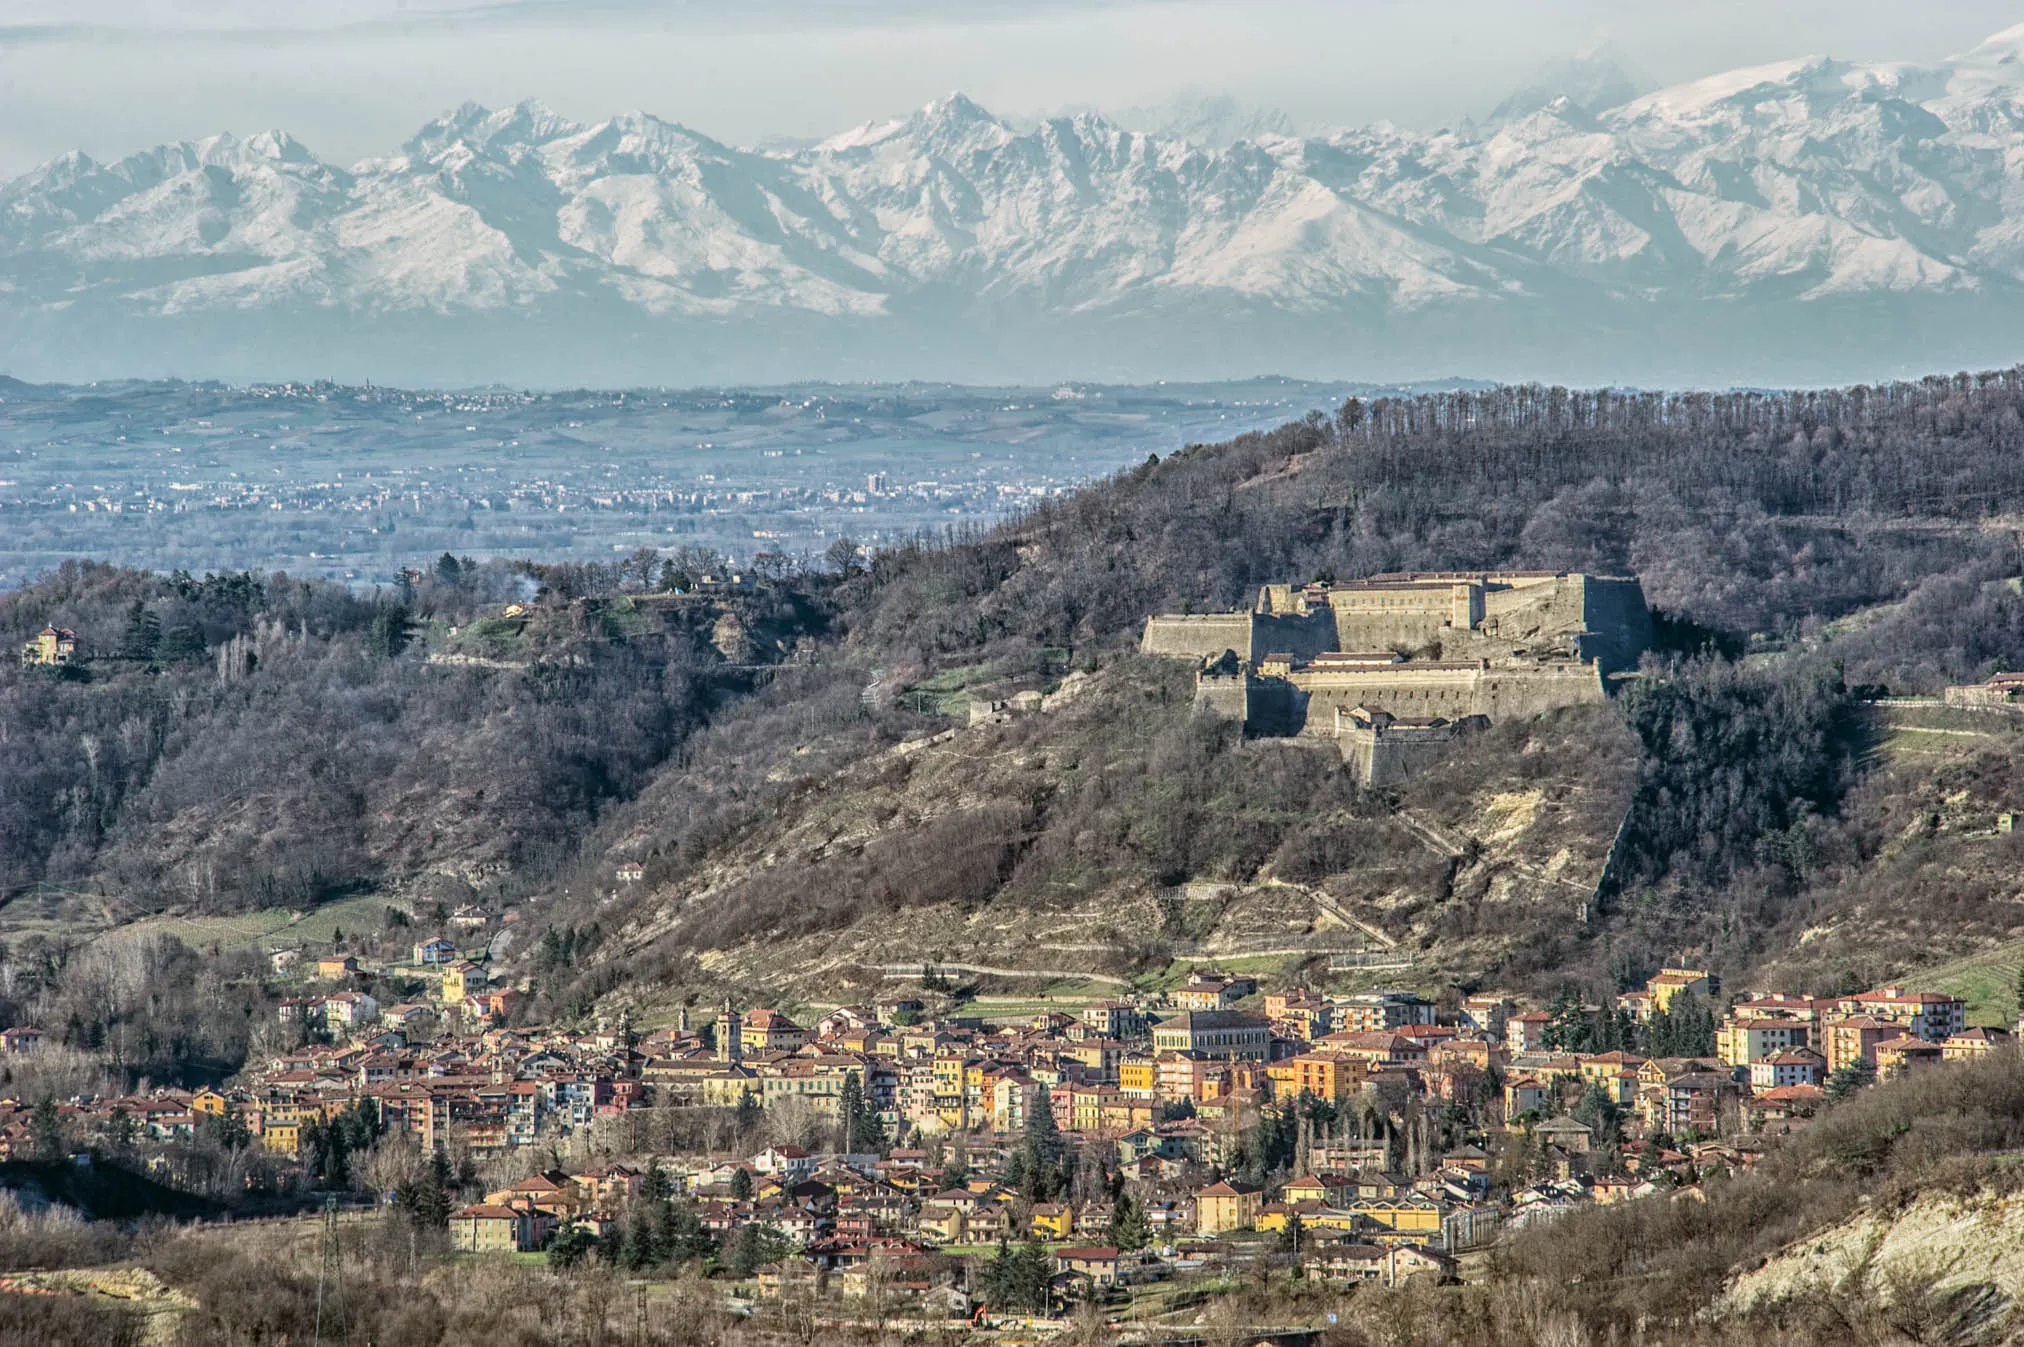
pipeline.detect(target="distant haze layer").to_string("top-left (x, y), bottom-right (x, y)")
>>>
top-left (9, 24), bottom-right (2024, 385)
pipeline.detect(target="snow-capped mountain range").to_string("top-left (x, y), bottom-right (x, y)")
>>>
top-left (10, 27), bottom-right (2024, 386)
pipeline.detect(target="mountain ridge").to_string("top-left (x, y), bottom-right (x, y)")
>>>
top-left (10, 30), bottom-right (2024, 384)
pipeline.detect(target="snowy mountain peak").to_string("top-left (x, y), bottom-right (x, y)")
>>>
top-left (12, 31), bottom-right (2024, 385)
top-left (1959, 22), bottom-right (2024, 67)
top-left (916, 92), bottom-right (996, 124)
top-left (404, 99), bottom-right (579, 160)
top-left (1106, 93), bottom-right (1300, 147)
top-left (906, 93), bottom-right (1017, 150)
top-left (1489, 45), bottom-right (1649, 122)
top-left (239, 129), bottom-right (317, 164)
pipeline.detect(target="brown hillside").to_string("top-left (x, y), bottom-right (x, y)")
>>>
top-left (564, 657), bottom-right (1637, 1011)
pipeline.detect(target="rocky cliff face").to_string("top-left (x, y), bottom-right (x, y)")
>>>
top-left (1726, 1188), bottom-right (2024, 1333)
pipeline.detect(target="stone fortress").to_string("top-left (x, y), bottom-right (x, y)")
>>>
top-left (1141, 572), bottom-right (1654, 784)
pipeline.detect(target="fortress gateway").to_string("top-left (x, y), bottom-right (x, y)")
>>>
top-left (1141, 572), bottom-right (1653, 784)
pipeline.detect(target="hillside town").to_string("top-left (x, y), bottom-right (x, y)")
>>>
top-left (0, 935), bottom-right (2000, 1314)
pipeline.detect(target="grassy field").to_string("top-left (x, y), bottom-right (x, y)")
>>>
top-left (0, 891), bottom-right (415, 956)
top-left (1130, 952), bottom-right (1310, 993)
top-left (1909, 938), bottom-right (2024, 1027)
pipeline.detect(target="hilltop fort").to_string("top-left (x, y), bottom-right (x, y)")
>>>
top-left (1142, 571), bottom-right (1653, 783)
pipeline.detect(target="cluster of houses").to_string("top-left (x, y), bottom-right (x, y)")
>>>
top-left (269, 935), bottom-right (527, 1038)
top-left (1499, 971), bottom-right (1991, 1133)
top-left (0, 959), bottom-right (2002, 1297)
top-left (445, 1142), bottom-right (1465, 1295)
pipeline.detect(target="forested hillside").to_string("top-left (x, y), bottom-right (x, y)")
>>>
top-left (0, 555), bottom-right (832, 920)
top-left (534, 367), bottom-right (2024, 1017)
top-left (848, 372), bottom-right (2024, 679)
top-left (15, 368), bottom-right (2024, 1026)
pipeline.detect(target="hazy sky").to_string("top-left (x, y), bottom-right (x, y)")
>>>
top-left (3, 0), bottom-right (2023, 175)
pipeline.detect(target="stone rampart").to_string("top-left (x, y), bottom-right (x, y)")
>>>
top-left (1253, 611), bottom-right (1339, 662)
top-left (1143, 610), bottom-right (1335, 662)
top-left (1193, 674), bottom-right (1251, 721)
top-left (1284, 661), bottom-right (1606, 732)
top-left (1141, 613), bottom-right (1254, 662)
top-left (1577, 576), bottom-right (1657, 673)
top-left (1152, 572), bottom-right (1653, 669)
top-left (1324, 586), bottom-right (1455, 653)
top-left (1338, 716), bottom-right (1489, 786)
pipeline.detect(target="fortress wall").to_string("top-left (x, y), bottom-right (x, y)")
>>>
top-left (1480, 574), bottom-right (1564, 615)
top-left (1338, 728), bottom-right (1380, 783)
top-left (1330, 611), bottom-right (1453, 653)
top-left (1291, 668), bottom-right (1486, 731)
top-left (1485, 663), bottom-right (1609, 716)
top-left (1257, 585), bottom-right (1305, 616)
top-left (1245, 678), bottom-right (1303, 736)
top-left (1142, 613), bottom-right (1255, 661)
top-left (1481, 576), bottom-right (1582, 641)
top-left (1578, 576), bottom-right (1656, 673)
top-left (1194, 675), bottom-right (1251, 720)
top-left (1253, 612), bottom-right (1339, 662)
top-left (1341, 727), bottom-right (1472, 787)
top-left (1480, 585), bottom-right (1543, 622)
top-left (1286, 662), bottom-right (1606, 732)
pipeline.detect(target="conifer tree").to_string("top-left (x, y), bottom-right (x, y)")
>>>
top-left (1106, 1189), bottom-right (1150, 1251)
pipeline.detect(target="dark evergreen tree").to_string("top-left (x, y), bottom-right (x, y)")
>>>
top-left (366, 605), bottom-right (413, 659)
top-left (120, 600), bottom-right (160, 662)
top-left (1825, 1059), bottom-right (1877, 1099)
top-left (547, 1224), bottom-right (594, 1268)
top-left (29, 1096), bottom-right (65, 1160)
top-left (1106, 1189), bottom-right (1150, 1251)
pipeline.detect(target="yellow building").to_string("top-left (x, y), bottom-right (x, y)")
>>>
top-left (1195, 1180), bottom-right (1263, 1235)
top-left (1873, 1034), bottom-right (1943, 1079)
top-left (1118, 1057), bottom-right (1157, 1098)
top-left (20, 626), bottom-right (78, 667)
top-left (1283, 1175), bottom-right (1349, 1206)
top-left (451, 1203), bottom-right (533, 1253)
top-left (190, 1088), bottom-right (229, 1117)
top-left (439, 961), bottom-right (485, 1004)
top-left (261, 1120), bottom-right (301, 1155)
top-left (918, 1206), bottom-right (968, 1244)
top-left (700, 1067), bottom-right (760, 1108)
top-left (739, 1009), bottom-right (809, 1055)
top-left (1265, 1051), bottom-right (1361, 1103)
top-left (1030, 1203), bottom-right (1075, 1241)
top-left (933, 1055), bottom-right (969, 1101)
top-left (1649, 969), bottom-right (1711, 1014)
top-left (1348, 1195), bottom-right (1445, 1237)
top-left (1942, 1028), bottom-right (2009, 1060)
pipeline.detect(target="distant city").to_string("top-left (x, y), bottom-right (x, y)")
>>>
top-left (0, 377), bottom-right (1429, 586)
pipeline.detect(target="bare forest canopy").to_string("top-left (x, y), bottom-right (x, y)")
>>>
top-left (14, 364), bottom-right (2024, 1033)
top-left (0, 556), bottom-right (832, 919)
top-left (847, 366), bottom-right (2024, 678)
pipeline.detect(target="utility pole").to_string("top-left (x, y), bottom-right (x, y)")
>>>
top-left (314, 1194), bottom-right (343, 1347)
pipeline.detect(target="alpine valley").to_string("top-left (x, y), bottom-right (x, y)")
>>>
top-left (13, 27), bottom-right (2024, 385)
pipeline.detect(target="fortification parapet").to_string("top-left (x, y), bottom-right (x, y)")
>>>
top-left (1141, 612), bottom-right (1255, 662)
top-left (1335, 707), bottom-right (1491, 785)
top-left (1160, 571), bottom-right (1646, 778)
